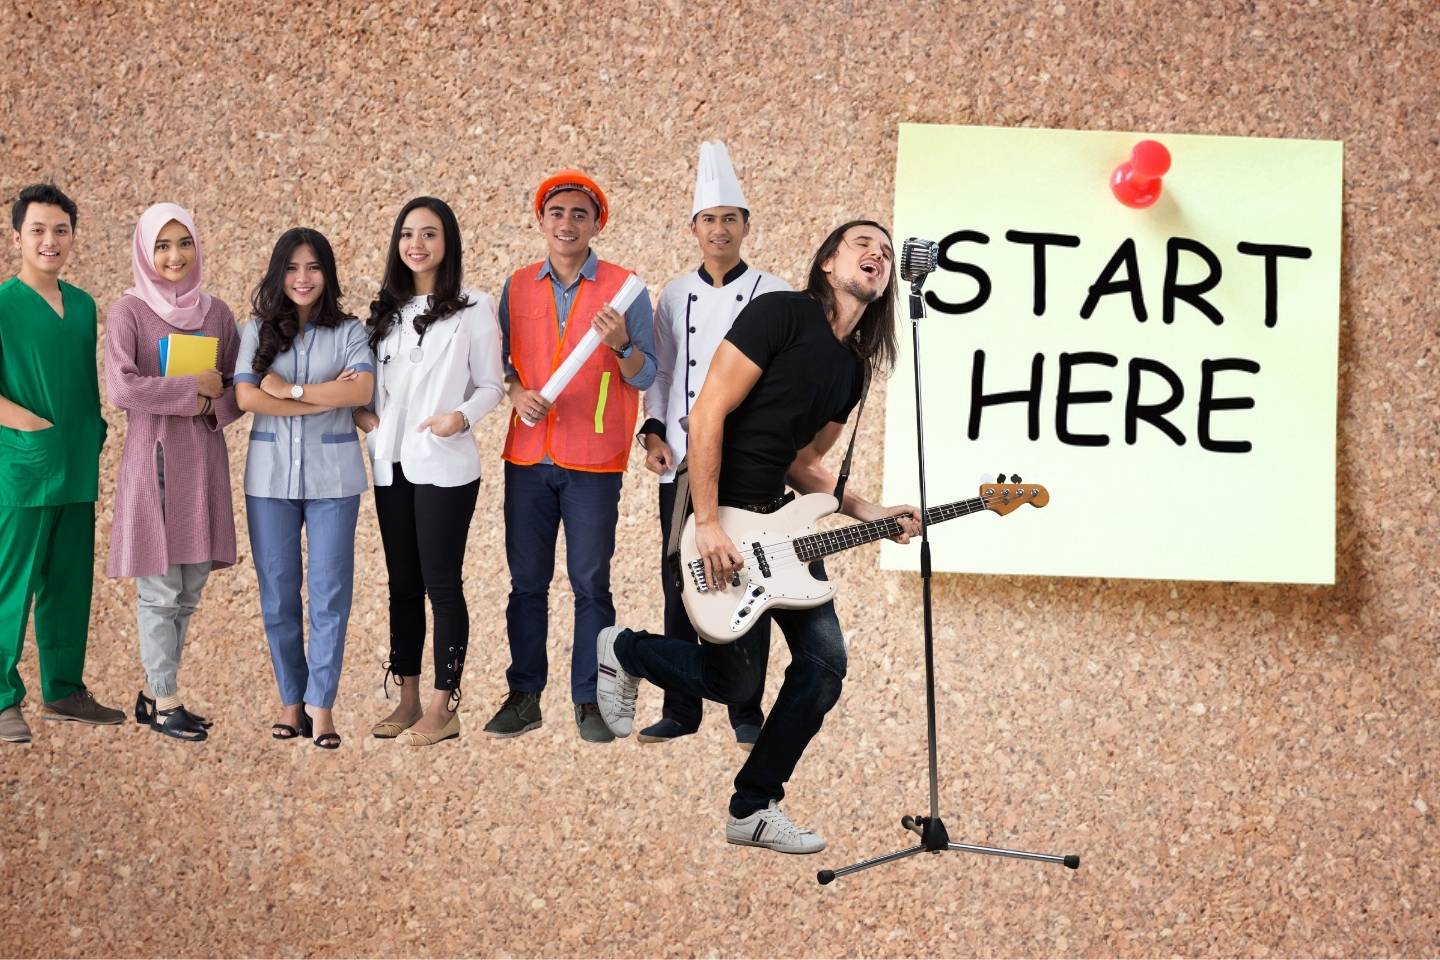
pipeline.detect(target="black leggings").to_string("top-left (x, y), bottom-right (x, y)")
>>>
top-left (374, 464), bottom-right (480, 695)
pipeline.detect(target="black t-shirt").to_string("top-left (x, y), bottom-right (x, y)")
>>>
top-left (717, 292), bottom-right (865, 504)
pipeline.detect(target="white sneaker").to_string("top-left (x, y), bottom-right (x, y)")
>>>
top-left (725, 801), bottom-right (827, 854)
top-left (596, 626), bottom-right (639, 738)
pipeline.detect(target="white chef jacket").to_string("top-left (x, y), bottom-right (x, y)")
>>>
top-left (644, 262), bottom-right (790, 482)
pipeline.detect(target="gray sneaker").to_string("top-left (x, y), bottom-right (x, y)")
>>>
top-left (41, 687), bottom-right (124, 725)
top-left (0, 705), bottom-right (31, 743)
top-left (575, 702), bottom-right (615, 743)
top-left (482, 690), bottom-right (542, 738)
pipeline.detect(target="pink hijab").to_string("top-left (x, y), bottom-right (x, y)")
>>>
top-left (126, 202), bottom-right (212, 331)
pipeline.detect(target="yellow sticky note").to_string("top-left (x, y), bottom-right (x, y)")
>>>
top-left (882, 123), bottom-right (1342, 584)
top-left (163, 334), bottom-right (220, 378)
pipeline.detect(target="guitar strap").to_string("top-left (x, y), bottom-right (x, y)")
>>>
top-left (831, 362), bottom-right (871, 507)
top-left (664, 455), bottom-right (693, 589)
top-left (663, 361), bottom-right (871, 586)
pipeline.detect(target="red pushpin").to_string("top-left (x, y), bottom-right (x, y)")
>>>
top-left (1110, 139), bottom-right (1171, 208)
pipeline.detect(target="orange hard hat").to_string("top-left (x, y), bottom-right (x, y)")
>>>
top-left (533, 170), bottom-right (608, 229)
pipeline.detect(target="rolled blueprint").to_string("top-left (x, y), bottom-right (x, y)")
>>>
top-left (521, 273), bottom-right (647, 426)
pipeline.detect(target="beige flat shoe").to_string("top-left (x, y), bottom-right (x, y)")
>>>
top-left (372, 708), bottom-right (423, 739)
top-left (396, 710), bottom-right (460, 746)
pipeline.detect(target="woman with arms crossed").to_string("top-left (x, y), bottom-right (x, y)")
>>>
top-left (235, 228), bottom-right (373, 749)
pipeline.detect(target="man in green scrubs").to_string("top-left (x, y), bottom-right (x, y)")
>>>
top-left (0, 183), bottom-right (123, 744)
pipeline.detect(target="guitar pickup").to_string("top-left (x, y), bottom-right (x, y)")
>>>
top-left (687, 558), bottom-right (710, 593)
top-left (751, 542), bottom-right (771, 578)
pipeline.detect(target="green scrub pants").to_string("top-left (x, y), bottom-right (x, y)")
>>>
top-left (0, 502), bottom-right (94, 709)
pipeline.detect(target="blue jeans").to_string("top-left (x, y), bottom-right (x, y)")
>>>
top-left (504, 462), bottom-right (622, 703)
top-left (614, 568), bottom-right (847, 818)
top-left (655, 480), bottom-right (766, 731)
top-left (247, 495), bottom-right (360, 709)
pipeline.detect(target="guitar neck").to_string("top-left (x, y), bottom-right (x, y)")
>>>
top-left (793, 497), bottom-right (988, 562)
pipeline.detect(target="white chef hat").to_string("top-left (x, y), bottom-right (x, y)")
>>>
top-left (691, 140), bottom-right (750, 219)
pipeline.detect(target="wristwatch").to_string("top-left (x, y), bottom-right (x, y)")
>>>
top-left (290, 383), bottom-right (305, 400)
top-left (610, 339), bottom-right (634, 359)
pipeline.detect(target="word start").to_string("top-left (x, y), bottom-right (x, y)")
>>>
top-left (929, 230), bottom-right (1314, 453)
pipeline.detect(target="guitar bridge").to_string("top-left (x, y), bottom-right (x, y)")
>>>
top-left (687, 558), bottom-right (710, 594)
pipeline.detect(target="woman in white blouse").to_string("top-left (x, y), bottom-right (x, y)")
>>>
top-left (355, 197), bottom-right (504, 746)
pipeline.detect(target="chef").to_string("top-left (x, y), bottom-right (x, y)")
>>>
top-left (635, 140), bottom-right (790, 749)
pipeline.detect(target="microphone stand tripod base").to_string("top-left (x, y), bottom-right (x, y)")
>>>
top-left (816, 816), bottom-right (1080, 885)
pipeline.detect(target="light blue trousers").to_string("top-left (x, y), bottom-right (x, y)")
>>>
top-left (246, 495), bottom-right (359, 709)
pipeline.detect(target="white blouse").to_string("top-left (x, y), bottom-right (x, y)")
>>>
top-left (378, 299), bottom-right (427, 463)
top-left (366, 289), bottom-right (505, 488)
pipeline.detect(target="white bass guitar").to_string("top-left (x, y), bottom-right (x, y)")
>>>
top-left (680, 479), bottom-right (1049, 643)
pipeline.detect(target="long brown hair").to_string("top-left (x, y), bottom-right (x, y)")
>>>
top-left (803, 220), bottom-right (898, 377)
top-left (367, 197), bottom-right (471, 351)
top-left (249, 227), bottom-right (352, 374)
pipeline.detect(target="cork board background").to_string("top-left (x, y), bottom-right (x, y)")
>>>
top-left (2, 1), bottom-right (1436, 957)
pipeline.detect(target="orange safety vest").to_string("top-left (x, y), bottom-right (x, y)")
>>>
top-left (501, 259), bottom-right (639, 473)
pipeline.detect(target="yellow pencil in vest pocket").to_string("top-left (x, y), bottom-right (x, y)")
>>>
top-left (163, 334), bottom-right (219, 376)
top-left (594, 372), bottom-right (610, 434)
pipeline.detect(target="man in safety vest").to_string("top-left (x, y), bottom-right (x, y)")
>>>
top-left (486, 170), bottom-right (657, 743)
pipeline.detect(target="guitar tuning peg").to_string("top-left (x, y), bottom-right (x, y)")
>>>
top-left (997, 473), bottom-right (1008, 483)
top-left (1012, 474), bottom-right (1022, 483)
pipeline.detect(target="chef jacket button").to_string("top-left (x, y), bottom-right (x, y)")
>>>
top-left (689, 294), bottom-right (697, 301)
top-left (735, 294), bottom-right (743, 301)
top-left (688, 326), bottom-right (696, 333)
top-left (689, 359), bottom-right (697, 367)
top-left (688, 390), bottom-right (696, 398)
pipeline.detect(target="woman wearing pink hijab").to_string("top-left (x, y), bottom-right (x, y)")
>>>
top-left (105, 203), bottom-right (241, 742)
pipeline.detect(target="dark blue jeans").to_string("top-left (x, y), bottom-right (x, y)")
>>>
top-left (656, 480), bottom-right (767, 731)
top-left (615, 566), bottom-right (847, 818)
top-left (504, 461), bottom-right (623, 703)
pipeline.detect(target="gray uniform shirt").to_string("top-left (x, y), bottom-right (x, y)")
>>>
top-left (234, 317), bottom-right (374, 500)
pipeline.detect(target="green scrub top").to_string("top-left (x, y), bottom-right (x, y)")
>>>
top-left (0, 276), bottom-right (107, 507)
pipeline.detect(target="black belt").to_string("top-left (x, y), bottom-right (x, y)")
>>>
top-left (723, 491), bottom-right (795, 515)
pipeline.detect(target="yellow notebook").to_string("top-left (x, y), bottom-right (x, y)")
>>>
top-left (163, 334), bottom-right (219, 377)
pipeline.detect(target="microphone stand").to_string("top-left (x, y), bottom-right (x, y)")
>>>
top-left (817, 268), bottom-right (1080, 885)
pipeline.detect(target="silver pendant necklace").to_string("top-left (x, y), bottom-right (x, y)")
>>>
top-left (400, 315), bottom-right (423, 363)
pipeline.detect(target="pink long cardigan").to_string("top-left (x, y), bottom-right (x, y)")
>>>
top-left (104, 295), bottom-right (243, 578)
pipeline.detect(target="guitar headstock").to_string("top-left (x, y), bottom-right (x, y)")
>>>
top-left (981, 475), bottom-right (1049, 515)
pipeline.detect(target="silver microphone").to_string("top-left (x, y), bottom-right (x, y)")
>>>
top-left (899, 237), bottom-right (939, 283)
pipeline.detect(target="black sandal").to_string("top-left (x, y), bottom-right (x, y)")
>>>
top-left (271, 711), bottom-right (313, 740)
top-left (152, 705), bottom-right (209, 742)
top-left (313, 732), bottom-right (342, 750)
top-left (136, 691), bottom-right (214, 729)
